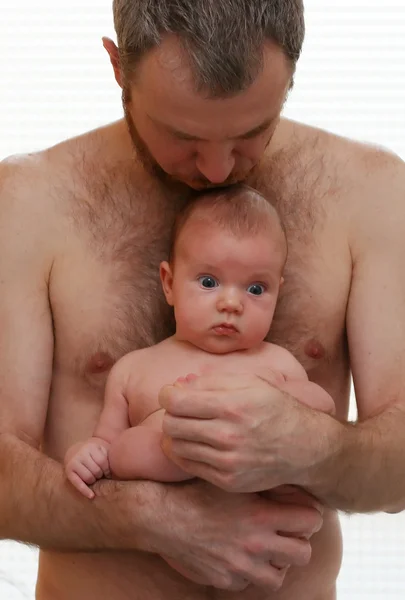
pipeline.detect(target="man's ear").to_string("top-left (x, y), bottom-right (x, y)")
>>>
top-left (102, 37), bottom-right (123, 88)
top-left (160, 261), bottom-right (174, 306)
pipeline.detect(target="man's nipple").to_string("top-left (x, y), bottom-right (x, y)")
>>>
top-left (86, 351), bottom-right (115, 374)
top-left (304, 339), bottom-right (326, 360)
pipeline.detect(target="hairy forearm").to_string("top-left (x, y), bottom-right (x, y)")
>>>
top-left (299, 404), bottom-right (405, 513)
top-left (0, 433), bottom-right (165, 552)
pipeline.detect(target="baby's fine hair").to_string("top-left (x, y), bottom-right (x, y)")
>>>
top-left (169, 183), bottom-right (287, 263)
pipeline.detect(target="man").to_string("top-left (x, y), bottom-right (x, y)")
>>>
top-left (0, 1), bottom-right (404, 599)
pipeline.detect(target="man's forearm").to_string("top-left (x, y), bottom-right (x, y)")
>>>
top-left (299, 404), bottom-right (405, 513)
top-left (0, 433), bottom-right (164, 552)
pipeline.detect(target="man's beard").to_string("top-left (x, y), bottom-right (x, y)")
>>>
top-left (123, 98), bottom-right (177, 187)
top-left (123, 92), bottom-right (259, 191)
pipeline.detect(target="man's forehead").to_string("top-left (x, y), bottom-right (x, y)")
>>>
top-left (133, 36), bottom-right (291, 129)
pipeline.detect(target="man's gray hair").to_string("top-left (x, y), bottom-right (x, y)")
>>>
top-left (113, 0), bottom-right (305, 96)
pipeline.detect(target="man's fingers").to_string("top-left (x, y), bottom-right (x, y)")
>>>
top-left (164, 454), bottom-right (240, 490)
top-left (273, 504), bottom-right (324, 539)
top-left (239, 562), bottom-right (289, 592)
top-left (264, 534), bottom-right (312, 568)
top-left (162, 414), bottom-right (231, 446)
top-left (159, 372), bottom-right (263, 416)
top-left (265, 485), bottom-right (324, 515)
top-left (159, 385), bottom-right (220, 418)
top-left (168, 438), bottom-right (237, 469)
top-left (181, 372), bottom-right (257, 392)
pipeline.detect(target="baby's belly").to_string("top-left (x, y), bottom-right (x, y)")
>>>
top-left (36, 511), bottom-right (342, 600)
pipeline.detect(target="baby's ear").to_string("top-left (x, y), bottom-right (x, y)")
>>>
top-left (160, 261), bottom-right (174, 305)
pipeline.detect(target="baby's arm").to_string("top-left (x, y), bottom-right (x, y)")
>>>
top-left (64, 360), bottom-right (131, 499)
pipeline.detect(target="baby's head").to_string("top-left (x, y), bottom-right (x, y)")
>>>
top-left (160, 184), bottom-right (287, 354)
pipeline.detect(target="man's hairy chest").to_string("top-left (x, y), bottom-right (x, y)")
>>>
top-left (49, 154), bottom-right (352, 394)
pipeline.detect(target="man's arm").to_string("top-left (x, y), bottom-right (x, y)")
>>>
top-left (301, 153), bottom-right (405, 513)
top-left (160, 153), bottom-right (405, 513)
top-left (0, 159), bottom-right (161, 551)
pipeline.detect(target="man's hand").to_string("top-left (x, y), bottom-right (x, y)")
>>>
top-left (159, 373), bottom-right (334, 493)
top-left (150, 480), bottom-right (323, 592)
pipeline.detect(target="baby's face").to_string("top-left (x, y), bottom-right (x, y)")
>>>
top-left (161, 221), bottom-right (285, 353)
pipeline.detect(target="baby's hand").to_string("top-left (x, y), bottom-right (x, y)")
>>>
top-left (64, 439), bottom-right (111, 500)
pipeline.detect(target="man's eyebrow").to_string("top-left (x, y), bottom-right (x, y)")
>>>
top-left (236, 119), bottom-right (274, 139)
top-left (149, 116), bottom-right (274, 141)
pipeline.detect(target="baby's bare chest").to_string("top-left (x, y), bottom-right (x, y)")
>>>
top-left (125, 349), bottom-right (278, 425)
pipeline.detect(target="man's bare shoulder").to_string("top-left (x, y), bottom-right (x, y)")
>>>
top-left (0, 152), bottom-right (55, 232)
top-left (1, 119), bottom-right (129, 187)
top-left (289, 120), bottom-right (405, 259)
top-left (289, 120), bottom-right (405, 232)
top-left (0, 120), bottom-right (132, 232)
top-left (263, 117), bottom-right (404, 233)
top-left (0, 153), bottom-right (60, 277)
top-left (279, 117), bottom-right (404, 185)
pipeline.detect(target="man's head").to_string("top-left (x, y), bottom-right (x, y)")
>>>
top-left (105, 0), bottom-right (305, 189)
top-left (160, 184), bottom-right (287, 354)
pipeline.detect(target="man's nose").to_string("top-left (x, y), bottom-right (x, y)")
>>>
top-left (217, 289), bottom-right (243, 314)
top-left (196, 144), bottom-right (235, 184)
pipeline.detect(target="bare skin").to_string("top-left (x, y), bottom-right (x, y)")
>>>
top-left (64, 338), bottom-right (335, 493)
top-left (64, 212), bottom-right (334, 499)
top-left (1, 34), bottom-right (405, 600)
top-left (0, 117), bottom-right (359, 600)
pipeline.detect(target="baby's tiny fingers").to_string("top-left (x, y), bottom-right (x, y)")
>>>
top-left (73, 461), bottom-right (99, 484)
top-left (67, 471), bottom-right (95, 500)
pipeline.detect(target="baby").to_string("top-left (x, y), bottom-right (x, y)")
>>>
top-left (65, 184), bottom-right (335, 499)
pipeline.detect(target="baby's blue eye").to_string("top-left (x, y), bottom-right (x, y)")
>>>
top-left (199, 276), bottom-right (219, 289)
top-left (248, 284), bottom-right (265, 296)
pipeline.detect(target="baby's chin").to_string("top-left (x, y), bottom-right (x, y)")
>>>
top-left (196, 337), bottom-right (251, 355)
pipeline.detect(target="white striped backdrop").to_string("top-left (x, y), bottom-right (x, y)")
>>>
top-left (0, 1), bottom-right (404, 598)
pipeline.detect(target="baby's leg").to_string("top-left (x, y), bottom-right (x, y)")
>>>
top-left (108, 410), bottom-right (192, 482)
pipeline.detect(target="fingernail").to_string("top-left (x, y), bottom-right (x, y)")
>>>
top-left (185, 373), bottom-right (198, 382)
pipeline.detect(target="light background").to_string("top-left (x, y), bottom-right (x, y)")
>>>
top-left (0, 0), bottom-right (404, 598)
